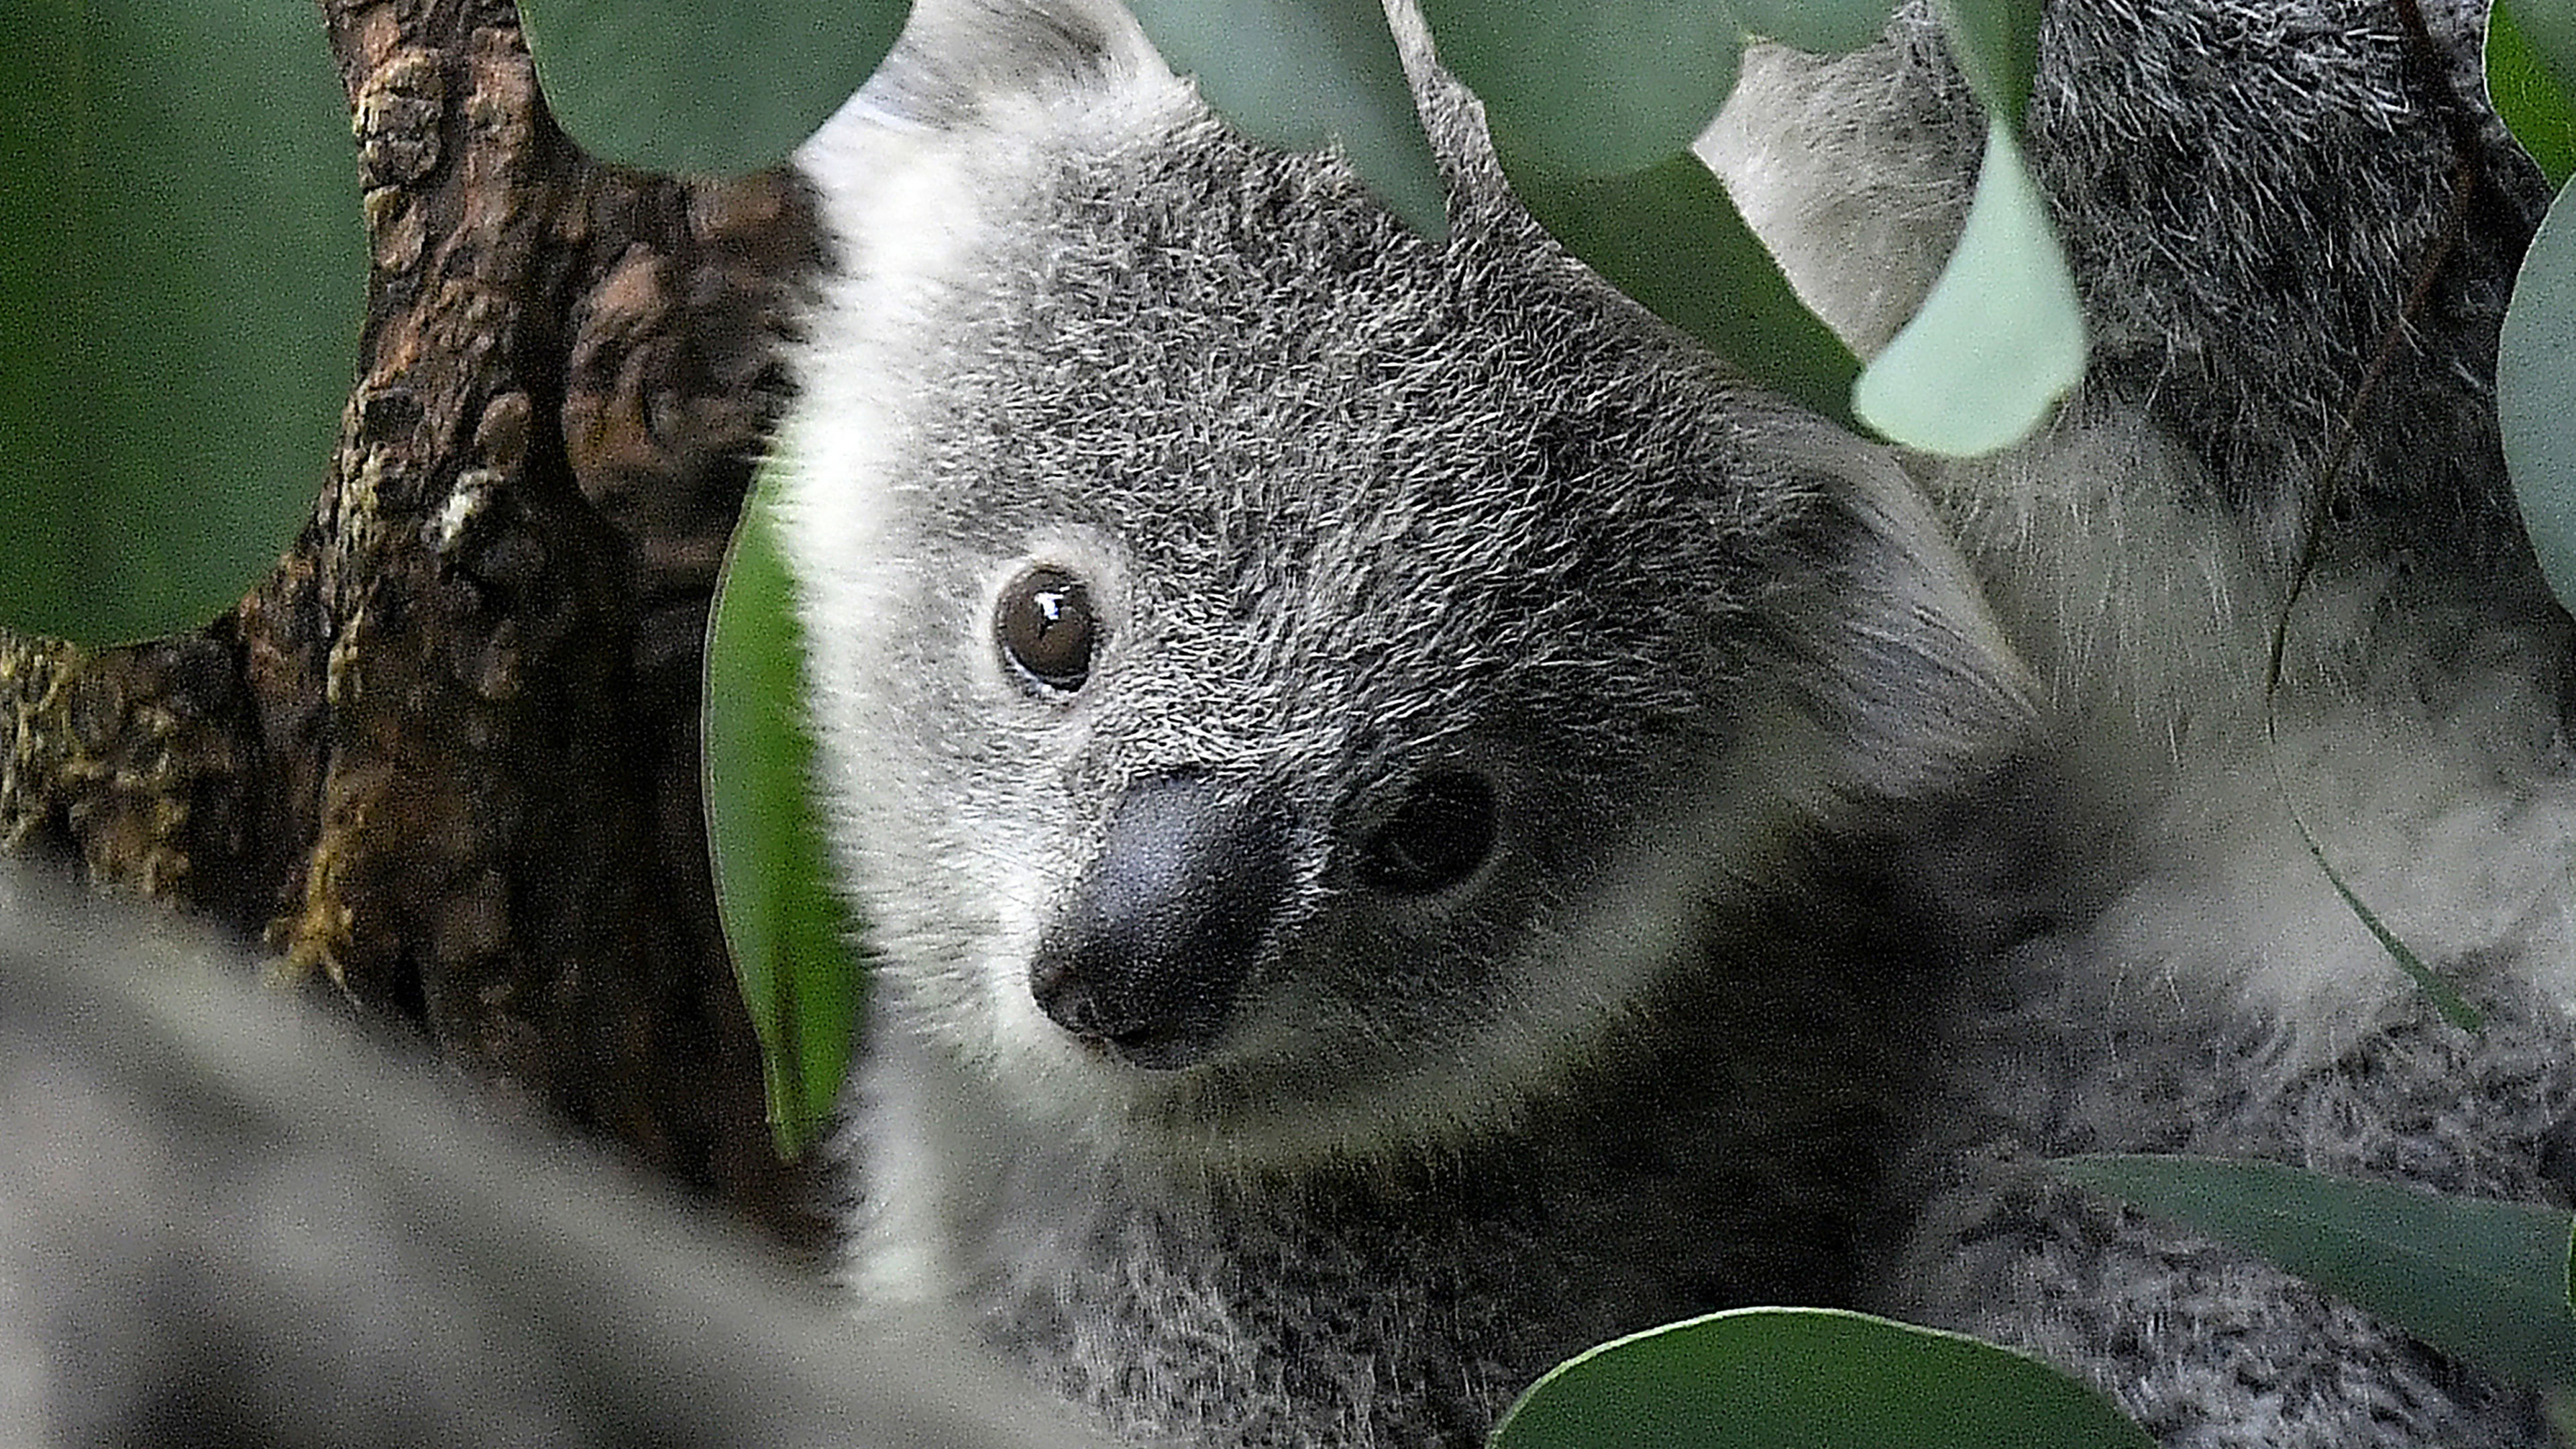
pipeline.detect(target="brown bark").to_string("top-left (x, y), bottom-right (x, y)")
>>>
top-left (0, 0), bottom-right (827, 1244)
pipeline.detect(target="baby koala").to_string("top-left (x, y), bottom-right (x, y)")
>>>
top-left (782, 0), bottom-right (2576, 1444)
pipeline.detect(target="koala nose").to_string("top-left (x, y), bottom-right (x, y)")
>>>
top-left (1030, 771), bottom-right (1295, 1070)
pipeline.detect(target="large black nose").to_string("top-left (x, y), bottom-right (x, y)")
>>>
top-left (1030, 771), bottom-right (1295, 1070)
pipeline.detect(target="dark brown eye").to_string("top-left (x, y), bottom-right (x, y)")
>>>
top-left (996, 566), bottom-right (1097, 692)
top-left (1357, 771), bottom-right (1497, 895)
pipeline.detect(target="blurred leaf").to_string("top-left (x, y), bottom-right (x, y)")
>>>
top-left (518, 0), bottom-right (901, 176)
top-left (704, 451), bottom-right (863, 1159)
top-left (1132, 0), bottom-right (1446, 237)
top-left (1507, 150), bottom-right (1860, 427)
top-left (2490, 3), bottom-right (2576, 187)
top-left (2055, 1155), bottom-right (2576, 1390)
top-left (1730, 0), bottom-right (1898, 54)
top-left (1935, 0), bottom-right (2045, 125)
top-left (1491, 1306), bottom-right (2153, 1449)
top-left (1422, 0), bottom-right (1742, 176)
top-left (2502, 182), bottom-right (2576, 620)
top-left (1855, 118), bottom-right (2082, 454)
top-left (1, 0), bottom-right (361, 644)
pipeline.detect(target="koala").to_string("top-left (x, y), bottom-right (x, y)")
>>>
top-left (0, 3), bottom-right (2563, 1447)
top-left (0, 867), bottom-right (1103, 1449)
top-left (779, 1), bottom-right (2031, 1442)
top-left (782, 1), bottom-right (2576, 1447)
top-left (1711, 7), bottom-right (2576, 1445)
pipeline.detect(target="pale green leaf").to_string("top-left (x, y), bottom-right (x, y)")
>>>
top-left (1854, 118), bottom-right (2082, 455)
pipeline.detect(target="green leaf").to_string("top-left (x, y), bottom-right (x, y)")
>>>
top-left (2502, 0), bottom-right (2576, 108)
top-left (1490, 1306), bottom-right (2153, 1449)
top-left (2489, 3), bottom-right (2576, 188)
top-left (2053, 1155), bottom-right (2576, 1390)
top-left (1, 0), bottom-right (361, 645)
top-left (2275, 781), bottom-right (2482, 1031)
top-left (1854, 118), bottom-right (2083, 455)
top-left (518, 0), bottom-right (902, 176)
top-left (1935, 0), bottom-right (2045, 126)
top-left (1506, 150), bottom-right (1860, 428)
top-left (1729, 0), bottom-right (1899, 54)
top-left (1422, 0), bottom-right (1743, 177)
top-left (1131, 0), bottom-right (1446, 237)
top-left (704, 451), bottom-right (863, 1159)
top-left (2503, 176), bottom-right (2576, 623)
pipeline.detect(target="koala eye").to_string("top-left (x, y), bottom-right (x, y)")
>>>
top-left (1357, 771), bottom-right (1497, 896)
top-left (996, 566), bottom-right (1098, 692)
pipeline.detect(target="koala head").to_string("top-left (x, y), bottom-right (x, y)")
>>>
top-left (775, 0), bottom-right (2030, 1173)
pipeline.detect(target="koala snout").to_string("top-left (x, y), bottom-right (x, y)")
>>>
top-left (1030, 771), bottom-right (1295, 1070)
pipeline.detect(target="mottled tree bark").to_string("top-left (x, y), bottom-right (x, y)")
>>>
top-left (0, 0), bottom-right (826, 1243)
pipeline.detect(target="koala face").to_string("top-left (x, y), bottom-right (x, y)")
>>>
top-left (777, 1), bottom-right (2026, 1172)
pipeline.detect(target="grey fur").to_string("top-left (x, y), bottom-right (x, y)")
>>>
top-left (12, 1), bottom-right (2556, 1446)
top-left (0, 867), bottom-right (1104, 1449)
top-left (784, 3), bottom-right (2029, 1442)
top-left (1715, 2), bottom-right (2576, 1446)
top-left (786, 1), bottom-right (2576, 1446)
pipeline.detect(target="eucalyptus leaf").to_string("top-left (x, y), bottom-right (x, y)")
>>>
top-left (1854, 117), bottom-right (2083, 455)
top-left (2501, 182), bottom-right (2576, 621)
top-left (2502, 0), bottom-right (2576, 108)
top-left (1490, 1306), bottom-right (2153, 1449)
top-left (1506, 150), bottom-right (1860, 428)
top-left (2053, 1155), bottom-right (2576, 1390)
top-left (1730, 0), bottom-right (1899, 55)
top-left (1132, 0), bottom-right (1445, 237)
top-left (1935, 0), bottom-right (2045, 125)
top-left (704, 453), bottom-right (863, 1159)
top-left (518, 0), bottom-right (902, 176)
top-left (2274, 782), bottom-right (2481, 1032)
top-left (2490, 2), bottom-right (2576, 187)
top-left (1, 0), bottom-right (360, 644)
top-left (1421, 0), bottom-right (1743, 177)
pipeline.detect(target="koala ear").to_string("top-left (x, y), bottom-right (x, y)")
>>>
top-left (1768, 416), bottom-right (2036, 802)
top-left (820, 0), bottom-right (1169, 136)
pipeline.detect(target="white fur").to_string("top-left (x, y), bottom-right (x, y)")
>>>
top-left (1709, 60), bottom-right (2576, 1069)
top-left (1699, 41), bottom-right (1976, 356)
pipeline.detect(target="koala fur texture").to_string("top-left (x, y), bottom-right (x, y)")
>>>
top-left (0, 869), bottom-right (1108, 1449)
top-left (782, 1), bottom-right (2576, 1446)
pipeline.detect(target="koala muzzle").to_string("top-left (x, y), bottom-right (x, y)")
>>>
top-left (1030, 771), bottom-right (1294, 1071)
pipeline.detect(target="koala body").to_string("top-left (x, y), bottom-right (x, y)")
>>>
top-left (1711, 8), bottom-right (2576, 1444)
top-left (783, 2), bottom-right (2576, 1446)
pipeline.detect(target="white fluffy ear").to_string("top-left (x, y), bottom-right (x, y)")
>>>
top-left (827, 0), bottom-right (1168, 133)
top-left (1778, 420), bottom-right (2035, 802)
